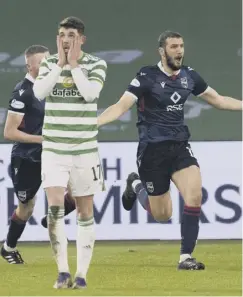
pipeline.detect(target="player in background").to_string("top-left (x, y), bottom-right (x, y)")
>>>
top-left (1, 45), bottom-right (77, 264)
top-left (33, 17), bottom-right (107, 289)
top-left (1, 45), bottom-right (49, 264)
top-left (98, 31), bottom-right (242, 270)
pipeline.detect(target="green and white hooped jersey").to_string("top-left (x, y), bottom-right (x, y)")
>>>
top-left (37, 52), bottom-right (107, 155)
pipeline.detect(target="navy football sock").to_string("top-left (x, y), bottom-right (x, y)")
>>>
top-left (134, 183), bottom-right (152, 214)
top-left (6, 211), bottom-right (26, 248)
top-left (180, 205), bottom-right (201, 255)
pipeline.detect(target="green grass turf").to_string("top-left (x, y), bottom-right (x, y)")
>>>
top-left (0, 240), bottom-right (241, 296)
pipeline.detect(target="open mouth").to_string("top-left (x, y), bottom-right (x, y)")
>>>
top-left (63, 45), bottom-right (70, 51)
top-left (175, 56), bottom-right (182, 63)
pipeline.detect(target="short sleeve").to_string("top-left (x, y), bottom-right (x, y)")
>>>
top-left (126, 69), bottom-right (151, 100)
top-left (8, 88), bottom-right (31, 115)
top-left (189, 68), bottom-right (208, 96)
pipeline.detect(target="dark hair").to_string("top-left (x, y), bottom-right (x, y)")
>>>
top-left (25, 45), bottom-right (49, 57)
top-left (158, 31), bottom-right (183, 48)
top-left (59, 16), bottom-right (85, 34)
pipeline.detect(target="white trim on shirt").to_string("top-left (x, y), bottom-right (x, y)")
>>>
top-left (124, 91), bottom-right (138, 102)
top-left (157, 61), bottom-right (180, 76)
top-left (25, 73), bottom-right (35, 83)
top-left (8, 110), bottom-right (25, 115)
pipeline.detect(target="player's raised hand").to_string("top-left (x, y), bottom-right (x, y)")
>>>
top-left (57, 35), bottom-right (67, 68)
top-left (68, 36), bottom-right (81, 68)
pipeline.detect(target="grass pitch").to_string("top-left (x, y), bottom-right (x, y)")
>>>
top-left (0, 240), bottom-right (241, 296)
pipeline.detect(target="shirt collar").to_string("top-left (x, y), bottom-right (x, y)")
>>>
top-left (25, 73), bottom-right (35, 83)
top-left (157, 61), bottom-right (180, 76)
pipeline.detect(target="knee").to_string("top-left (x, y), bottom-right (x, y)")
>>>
top-left (150, 207), bottom-right (172, 222)
top-left (46, 187), bottom-right (65, 206)
top-left (148, 193), bottom-right (172, 222)
top-left (185, 189), bottom-right (202, 207)
top-left (77, 207), bottom-right (93, 221)
top-left (16, 202), bottom-right (34, 221)
top-left (76, 196), bottom-right (93, 220)
top-left (77, 209), bottom-right (93, 221)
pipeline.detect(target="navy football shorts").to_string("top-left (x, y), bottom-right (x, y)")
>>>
top-left (10, 157), bottom-right (41, 204)
top-left (138, 140), bottom-right (199, 196)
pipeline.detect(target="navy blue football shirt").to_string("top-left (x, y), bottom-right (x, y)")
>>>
top-left (8, 74), bottom-right (45, 162)
top-left (126, 62), bottom-right (208, 143)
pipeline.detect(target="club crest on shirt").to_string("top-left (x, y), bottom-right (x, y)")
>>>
top-left (80, 67), bottom-right (88, 78)
top-left (180, 77), bottom-right (188, 89)
top-left (62, 77), bottom-right (74, 88)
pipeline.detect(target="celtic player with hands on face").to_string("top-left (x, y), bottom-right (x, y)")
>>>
top-left (33, 16), bottom-right (107, 289)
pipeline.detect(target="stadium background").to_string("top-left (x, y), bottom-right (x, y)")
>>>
top-left (0, 0), bottom-right (241, 141)
top-left (0, 0), bottom-right (241, 295)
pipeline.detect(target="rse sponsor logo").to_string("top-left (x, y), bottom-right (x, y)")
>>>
top-left (51, 88), bottom-right (82, 98)
top-left (10, 99), bottom-right (25, 109)
top-left (167, 104), bottom-right (184, 111)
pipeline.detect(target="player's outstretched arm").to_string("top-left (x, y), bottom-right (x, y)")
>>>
top-left (199, 87), bottom-right (242, 110)
top-left (4, 113), bottom-right (42, 144)
top-left (98, 92), bottom-right (136, 127)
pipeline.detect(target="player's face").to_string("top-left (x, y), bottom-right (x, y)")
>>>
top-left (163, 38), bottom-right (184, 71)
top-left (27, 51), bottom-right (50, 78)
top-left (58, 28), bottom-right (85, 54)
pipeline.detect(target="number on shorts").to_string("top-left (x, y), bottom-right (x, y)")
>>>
top-left (186, 146), bottom-right (194, 157)
top-left (92, 164), bottom-right (101, 181)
